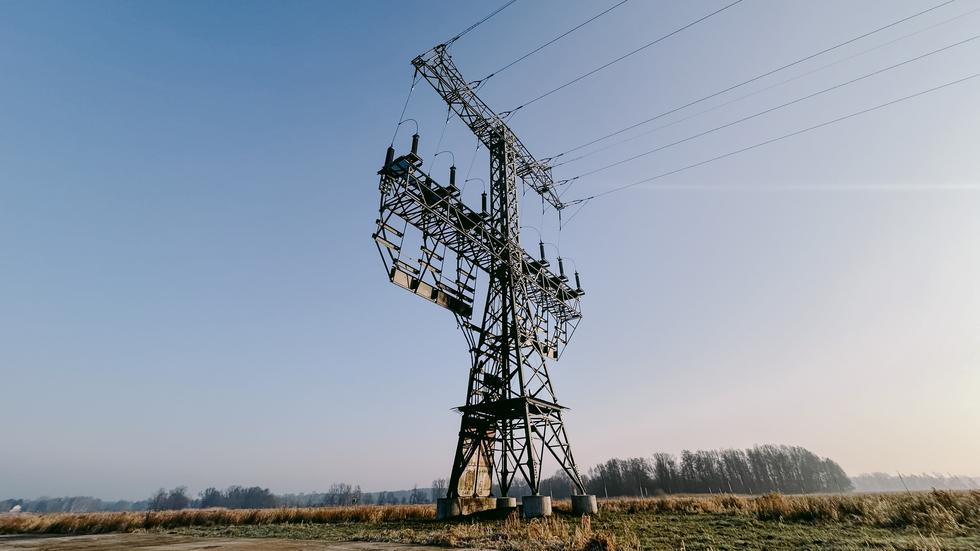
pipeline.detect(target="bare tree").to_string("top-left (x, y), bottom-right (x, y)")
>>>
top-left (430, 478), bottom-right (448, 502)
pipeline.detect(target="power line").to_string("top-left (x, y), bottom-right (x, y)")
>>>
top-left (391, 73), bottom-right (421, 145)
top-left (504, 0), bottom-right (744, 114)
top-left (565, 71), bottom-right (980, 206)
top-left (445, 0), bottom-right (519, 47)
top-left (551, 4), bottom-right (980, 168)
top-left (558, 31), bottom-right (980, 184)
top-left (561, 182), bottom-right (980, 224)
top-left (474, 0), bottom-right (631, 85)
top-left (461, 141), bottom-right (482, 193)
top-left (548, 0), bottom-right (957, 161)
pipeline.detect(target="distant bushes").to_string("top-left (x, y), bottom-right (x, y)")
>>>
top-left (197, 486), bottom-right (277, 510)
top-left (2, 483), bottom-right (426, 514)
top-left (852, 472), bottom-right (980, 493)
top-left (0, 496), bottom-right (148, 514)
top-left (148, 487), bottom-right (191, 511)
top-left (144, 486), bottom-right (278, 511)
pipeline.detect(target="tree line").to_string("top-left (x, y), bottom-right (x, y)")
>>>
top-left (851, 473), bottom-right (979, 493)
top-left (147, 486), bottom-right (293, 510)
top-left (146, 483), bottom-right (434, 511)
top-left (0, 496), bottom-right (148, 514)
top-left (581, 445), bottom-right (853, 497)
top-left (498, 445), bottom-right (855, 500)
top-left (2, 445), bottom-right (877, 513)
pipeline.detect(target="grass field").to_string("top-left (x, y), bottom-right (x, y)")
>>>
top-left (2, 491), bottom-right (978, 550)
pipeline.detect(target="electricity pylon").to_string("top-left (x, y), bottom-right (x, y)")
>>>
top-left (373, 44), bottom-right (595, 518)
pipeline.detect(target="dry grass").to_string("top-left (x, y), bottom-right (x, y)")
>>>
top-left (2, 491), bottom-right (978, 550)
top-left (0, 504), bottom-right (433, 535)
top-left (597, 490), bottom-right (980, 530)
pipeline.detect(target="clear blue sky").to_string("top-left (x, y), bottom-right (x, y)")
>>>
top-left (2, 0), bottom-right (978, 500)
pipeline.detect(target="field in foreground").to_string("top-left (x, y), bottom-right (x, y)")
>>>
top-left (2, 491), bottom-right (979, 550)
top-left (0, 534), bottom-right (454, 550)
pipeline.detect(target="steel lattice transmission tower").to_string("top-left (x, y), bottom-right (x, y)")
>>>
top-left (373, 45), bottom-right (596, 518)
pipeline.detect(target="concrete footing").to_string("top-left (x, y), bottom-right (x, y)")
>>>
top-left (436, 496), bottom-right (498, 519)
top-left (496, 497), bottom-right (518, 509)
top-left (521, 495), bottom-right (552, 518)
top-left (571, 494), bottom-right (598, 515)
top-left (436, 498), bottom-right (460, 520)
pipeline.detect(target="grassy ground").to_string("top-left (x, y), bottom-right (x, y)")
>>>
top-left (2, 491), bottom-right (979, 550)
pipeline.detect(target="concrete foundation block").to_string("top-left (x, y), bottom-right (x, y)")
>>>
top-left (496, 497), bottom-right (518, 509)
top-left (459, 496), bottom-right (498, 515)
top-left (521, 495), bottom-right (552, 518)
top-left (571, 494), bottom-right (598, 515)
top-left (437, 496), bottom-right (501, 519)
top-left (436, 498), bottom-right (461, 520)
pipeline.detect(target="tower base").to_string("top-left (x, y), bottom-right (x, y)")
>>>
top-left (571, 494), bottom-right (598, 515)
top-left (521, 495), bottom-right (552, 518)
top-left (436, 497), bottom-right (498, 519)
top-left (496, 497), bottom-right (518, 509)
top-left (436, 498), bottom-right (460, 520)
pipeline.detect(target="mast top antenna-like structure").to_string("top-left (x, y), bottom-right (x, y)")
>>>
top-left (412, 44), bottom-right (565, 212)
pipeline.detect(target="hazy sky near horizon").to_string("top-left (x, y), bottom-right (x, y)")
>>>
top-left (2, 0), bottom-right (979, 501)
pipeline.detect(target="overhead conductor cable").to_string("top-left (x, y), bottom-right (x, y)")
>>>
top-left (549, 0), bottom-right (958, 160)
top-left (551, 2), bottom-right (980, 168)
top-left (504, 0), bottom-right (745, 114)
top-left (564, 71), bottom-right (980, 209)
top-left (560, 31), bottom-right (980, 185)
top-left (473, 0), bottom-right (631, 86)
top-left (444, 0), bottom-right (519, 47)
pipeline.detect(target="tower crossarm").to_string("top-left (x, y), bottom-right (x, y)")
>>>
top-left (412, 45), bottom-right (564, 211)
top-left (378, 153), bottom-right (581, 323)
